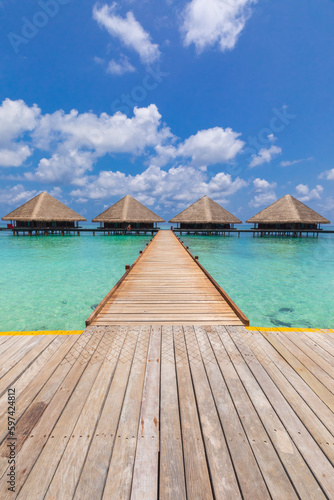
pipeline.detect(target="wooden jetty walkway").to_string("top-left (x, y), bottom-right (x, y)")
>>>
top-left (87, 230), bottom-right (248, 327)
top-left (0, 326), bottom-right (333, 499)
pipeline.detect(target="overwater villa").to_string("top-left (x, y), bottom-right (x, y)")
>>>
top-left (247, 194), bottom-right (330, 236)
top-left (1, 191), bottom-right (86, 234)
top-left (169, 195), bottom-right (242, 234)
top-left (92, 194), bottom-right (165, 234)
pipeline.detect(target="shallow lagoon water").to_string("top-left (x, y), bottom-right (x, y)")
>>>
top-left (0, 232), bottom-right (151, 331)
top-left (181, 231), bottom-right (334, 329)
top-left (0, 229), bottom-right (333, 331)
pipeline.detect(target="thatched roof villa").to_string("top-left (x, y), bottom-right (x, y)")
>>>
top-left (247, 194), bottom-right (330, 233)
top-left (2, 192), bottom-right (86, 232)
top-left (92, 195), bottom-right (165, 233)
top-left (169, 195), bottom-right (242, 233)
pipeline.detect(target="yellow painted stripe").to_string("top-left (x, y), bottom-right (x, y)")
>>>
top-left (0, 330), bottom-right (84, 336)
top-left (246, 326), bottom-right (327, 333)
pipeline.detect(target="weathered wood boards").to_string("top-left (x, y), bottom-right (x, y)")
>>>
top-left (0, 326), bottom-right (333, 499)
top-left (89, 230), bottom-right (248, 326)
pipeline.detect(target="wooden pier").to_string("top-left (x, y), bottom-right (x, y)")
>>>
top-left (87, 230), bottom-right (248, 327)
top-left (0, 326), bottom-right (333, 498)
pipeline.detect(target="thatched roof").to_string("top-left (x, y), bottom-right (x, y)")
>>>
top-left (92, 195), bottom-right (165, 223)
top-left (2, 192), bottom-right (87, 222)
top-left (169, 196), bottom-right (242, 224)
top-left (246, 194), bottom-right (330, 224)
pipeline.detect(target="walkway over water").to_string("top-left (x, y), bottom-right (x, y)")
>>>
top-left (0, 326), bottom-right (333, 499)
top-left (87, 230), bottom-right (248, 326)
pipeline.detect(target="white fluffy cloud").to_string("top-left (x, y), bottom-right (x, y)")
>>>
top-left (107, 56), bottom-right (135, 75)
top-left (71, 164), bottom-right (247, 209)
top-left (295, 184), bottom-right (323, 202)
top-left (319, 168), bottom-right (334, 180)
top-left (0, 99), bottom-right (246, 200)
top-left (0, 145), bottom-right (32, 168)
top-left (155, 126), bottom-right (244, 167)
top-left (249, 145), bottom-right (282, 168)
top-left (178, 127), bottom-right (244, 164)
top-left (249, 177), bottom-right (277, 208)
top-left (0, 184), bottom-right (37, 206)
top-left (181, 0), bottom-right (256, 53)
top-left (0, 98), bottom-right (40, 143)
top-left (93, 3), bottom-right (160, 64)
top-left (0, 98), bottom-right (40, 167)
top-left (26, 151), bottom-right (95, 185)
top-left (33, 104), bottom-right (170, 156)
top-left (27, 104), bottom-right (172, 183)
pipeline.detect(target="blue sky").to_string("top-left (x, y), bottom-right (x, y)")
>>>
top-left (0, 0), bottom-right (334, 222)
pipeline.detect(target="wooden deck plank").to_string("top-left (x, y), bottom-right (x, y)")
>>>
top-left (74, 327), bottom-right (138, 500)
top-left (0, 334), bottom-right (79, 448)
top-left (46, 328), bottom-right (123, 499)
top-left (220, 326), bottom-right (327, 499)
top-left (183, 326), bottom-right (242, 499)
top-left (102, 326), bottom-right (150, 500)
top-left (273, 330), bottom-right (334, 391)
top-left (252, 329), bottom-right (334, 436)
top-left (261, 330), bottom-right (334, 412)
top-left (241, 328), bottom-right (334, 465)
top-left (0, 335), bottom-right (45, 380)
top-left (173, 326), bottom-right (213, 500)
top-left (0, 335), bottom-right (26, 360)
top-left (159, 326), bottom-right (186, 500)
top-left (0, 335), bottom-right (15, 347)
top-left (227, 327), bottom-right (334, 499)
top-left (303, 330), bottom-right (334, 358)
top-left (279, 329), bottom-right (334, 378)
top-left (199, 326), bottom-right (292, 499)
top-left (0, 335), bottom-right (59, 398)
top-left (131, 326), bottom-right (161, 500)
top-left (202, 327), bottom-right (296, 499)
top-left (17, 330), bottom-right (106, 499)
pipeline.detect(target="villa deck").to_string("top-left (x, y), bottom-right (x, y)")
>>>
top-left (0, 326), bottom-right (333, 499)
top-left (87, 230), bottom-right (248, 326)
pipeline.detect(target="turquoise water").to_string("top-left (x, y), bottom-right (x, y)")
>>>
top-left (0, 229), bottom-right (333, 331)
top-left (181, 231), bottom-right (334, 329)
top-left (0, 232), bottom-right (151, 331)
